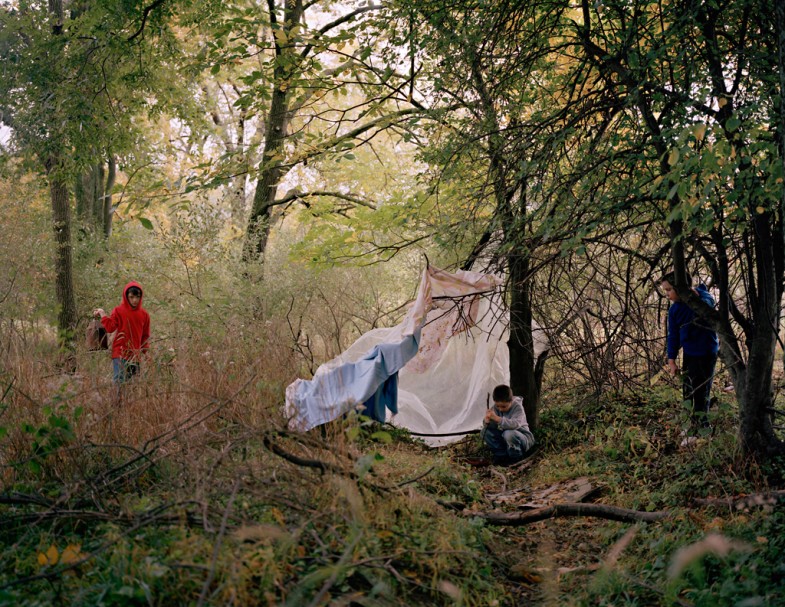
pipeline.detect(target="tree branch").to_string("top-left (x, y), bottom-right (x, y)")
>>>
top-left (276, 189), bottom-right (377, 210)
top-left (127, 0), bottom-right (166, 42)
top-left (466, 502), bottom-right (671, 525)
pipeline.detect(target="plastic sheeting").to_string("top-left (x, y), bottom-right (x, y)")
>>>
top-left (284, 265), bottom-right (546, 445)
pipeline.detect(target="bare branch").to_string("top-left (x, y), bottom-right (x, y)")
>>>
top-left (466, 502), bottom-right (671, 525)
top-left (127, 0), bottom-right (166, 42)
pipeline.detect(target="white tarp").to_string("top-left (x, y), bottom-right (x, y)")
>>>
top-left (284, 265), bottom-right (546, 445)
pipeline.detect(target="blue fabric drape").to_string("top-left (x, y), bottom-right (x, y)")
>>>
top-left (287, 329), bottom-right (420, 431)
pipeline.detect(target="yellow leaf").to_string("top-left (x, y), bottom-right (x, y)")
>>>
top-left (38, 545), bottom-right (59, 566)
top-left (756, 536), bottom-right (768, 544)
top-left (718, 97), bottom-right (728, 108)
top-left (60, 544), bottom-right (81, 565)
top-left (756, 206), bottom-right (765, 214)
top-left (510, 564), bottom-right (543, 583)
top-left (693, 123), bottom-right (707, 141)
top-left (273, 29), bottom-right (288, 45)
top-left (649, 369), bottom-right (664, 385)
top-left (667, 148), bottom-right (680, 166)
top-left (271, 507), bottom-right (286, 526)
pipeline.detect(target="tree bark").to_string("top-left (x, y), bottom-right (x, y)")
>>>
top-left (242, 0), bottom-right (305, 264)
top-left (103, 156), bottom-right (116, 238)
top-left (508, 252), bottom-right (540, 430)
top-left (92, 162), bottom-right (105, 221)
top-left (468, 502), bottom-right (671, 525)
top-left (47, 158), bottom-right (78, 347)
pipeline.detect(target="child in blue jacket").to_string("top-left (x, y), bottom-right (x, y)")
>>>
top-left (660, 272), bottom-right (719, 441)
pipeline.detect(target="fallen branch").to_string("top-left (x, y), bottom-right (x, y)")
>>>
top-left (692, 490), bottom-right (785, 510)
top-left (466, 502), bottom-right (671, 525)
top-left (262, 434), bottom-right (356, 478)
top-left (196, 480), bottom-right (240, 607)
top-left (389, 466), bottom-right (435, 488)
top-left (0, 492), bottom-right (53, 507)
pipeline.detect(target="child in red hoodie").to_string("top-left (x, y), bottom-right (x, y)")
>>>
top-left (93, 281), bottom-right (151, 384)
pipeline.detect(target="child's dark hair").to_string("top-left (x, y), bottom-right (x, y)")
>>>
top-left (660, 271), bottom-right (692, 287)
top-left (127, 286), bottom-right (142, 297)
top-left (492, 384), bottom-right (513, 402)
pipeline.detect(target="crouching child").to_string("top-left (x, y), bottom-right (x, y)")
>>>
top-left (481, 384), bottom-right (536, 465)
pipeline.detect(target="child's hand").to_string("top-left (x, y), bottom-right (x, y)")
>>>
top-left (93, 308), bottom-right (105, 318)
top-left (484, 410), bottom-right (499, 424)
top-left (667, 359), bottom-right (679, 376)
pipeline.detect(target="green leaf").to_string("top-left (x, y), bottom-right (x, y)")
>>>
top-left (726, 116), bottom-right (740, 132)
top-left (370, 431), bottom-right (392, 444)
top-left (139, 217), bottom-right (154, 230)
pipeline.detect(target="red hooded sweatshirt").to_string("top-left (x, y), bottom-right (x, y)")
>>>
top-left (101, 281), bottom-right (150, 361)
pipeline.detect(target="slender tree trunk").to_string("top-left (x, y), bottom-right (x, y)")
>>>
top-left (92, 162), bottom-right (105, 221)
top-left (45, 0), bottom-right (77, 354)
top-left (230, 116), bottom-right (247, 223)
top-left (777, 0), bottom-right (785, 242)
top-left (243, 89), bottom-right (287, 262)
top-left (74, 172), bottom-right (87, 218)
top-left (103, 156), bottom-right (116, 238)
top-left (508, 251), bottom-right (540, 430)
top-left (467, 50), bottom-right (544, 428)
top-left (737, 216), bottom-right (781, 454)
top-left (47, 157), bottom-right (78, 347)
top-left (243, 0), bottom-right (304, 264)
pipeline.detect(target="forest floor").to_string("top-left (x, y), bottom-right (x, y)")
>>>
top-left (2, 348), bottom-right (785, 606)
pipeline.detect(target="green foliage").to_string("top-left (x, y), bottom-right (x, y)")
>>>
top-left (20, 402), bottom-right (82, 477)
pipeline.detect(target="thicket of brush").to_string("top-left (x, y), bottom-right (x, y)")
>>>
top-left (2, 190), bottom-right (785, 606)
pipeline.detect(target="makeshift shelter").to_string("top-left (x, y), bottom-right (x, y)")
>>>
top-left (284, 265), bottom-right (546, 445)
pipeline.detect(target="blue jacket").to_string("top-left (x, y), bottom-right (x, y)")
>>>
top-left (666, 284), bottom-right (719, 359)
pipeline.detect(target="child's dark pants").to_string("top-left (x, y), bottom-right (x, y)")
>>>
top-left (682, 352), bottom-right (717, 428)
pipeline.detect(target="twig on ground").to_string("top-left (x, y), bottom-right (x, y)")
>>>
top-left (263, 433), bottom-right (356, 477)
top-left (490, 467), bottom-right (507, 493)
top-left (382, 466), bottom-right (435, 489)
top-left (306, 530), bottom-right (364, 607)
top-left (465, 502), bottom-right (671, 525)
top-left (196, 479), bottom-right (240, 607)
top-left (692, 490), bottom-right (785, 511)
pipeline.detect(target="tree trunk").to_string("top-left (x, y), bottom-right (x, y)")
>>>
top-left (74, 171), bottom-right (87, 218)
top-left (508, 251), bottom-right (540, 430)
top-left (229, 115), bottom-right (247, 223)
top-left (92, 162), bottom-right (105, 221)
top-left (47, 158), bottom-right (78, 348)
top-left (45, 0), bottom-right (77, 353)
top-left (242, 0), bottom-right (304, 264)
top-left (75, 164), bottom-right (102, 228)
top-left (737, 215), bottom-right (781, 454)
top-left (778, 0), bottom-right (785, 245)
top-left (103, 156), bottom-right (116, 238)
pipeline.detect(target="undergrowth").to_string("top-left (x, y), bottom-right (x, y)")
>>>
top-left (1, 326), bottom-right (785, 605)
